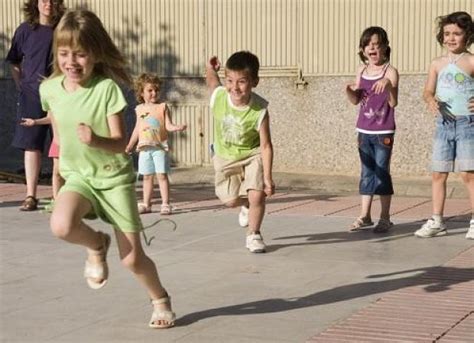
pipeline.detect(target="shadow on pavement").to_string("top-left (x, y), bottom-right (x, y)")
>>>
top-left (177, 264), bottom-right (474, 326)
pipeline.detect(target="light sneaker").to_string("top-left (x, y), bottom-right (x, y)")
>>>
top-left (238, 206), bottom-right (249, 227)
top-left (246, 233), bottom-right (266, 253)
top-left (465, 220), bottom-right (474, 240)
top-left (414, 218), bottom-right (447, 238)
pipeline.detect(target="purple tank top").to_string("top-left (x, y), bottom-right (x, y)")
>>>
top-left (356, 64), bottom-right (395, 133)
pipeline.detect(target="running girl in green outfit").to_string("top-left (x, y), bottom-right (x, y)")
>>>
top-left (39, 9), bottom-right (175, 329)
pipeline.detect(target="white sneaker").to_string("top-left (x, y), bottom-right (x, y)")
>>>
top-left (414, 218), bottom-right (447, 238)
top-left (246, 233), bottom-right (266, 253)
top-left (466, 220), bottom-right (474, 240)
top-left (238, 206), bottom-right (249, 227)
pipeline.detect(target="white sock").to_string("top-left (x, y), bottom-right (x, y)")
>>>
top-left (432, 214), bottom-right (443, 223)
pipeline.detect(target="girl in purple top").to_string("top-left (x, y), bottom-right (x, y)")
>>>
top-left (345, 26), bottom-right (399, 233)
top-left (5, 0), bottom-right (65, 211)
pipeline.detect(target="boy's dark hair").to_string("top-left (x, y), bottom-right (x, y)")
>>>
top-left (24, 0), bottom-right (66, 28)
top-left (225, 51), bottom-right (260, 80)
top-left (358, 26), bottom-right (391, 63)
top-left (436, 11), bottom-right (474, 48)
top-left (134, 73), bottom-right (161, 103)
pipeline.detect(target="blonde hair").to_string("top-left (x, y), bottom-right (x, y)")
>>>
top-left (50, 9), bottom-right (131, 85)
top-left (134, 73), bottom-right (162, 103)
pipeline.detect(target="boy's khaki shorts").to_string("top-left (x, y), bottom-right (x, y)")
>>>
top-left (213, 152), bottom-right (264, 203)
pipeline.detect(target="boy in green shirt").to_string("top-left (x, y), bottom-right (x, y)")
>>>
top-left (206, 51), bottom-right (275, 253)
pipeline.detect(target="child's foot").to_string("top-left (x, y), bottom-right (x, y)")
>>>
top-left (149, 293), bottom-right (176, 329)
top-left (373, 218), bottom-right (393, 233)
top-left (138, 203), bottom-right (152, 214)
top-left (160, 204), bottom-right (172, 215)
top-left (414, 218), bottom-right (447, 238)
top-left (238, 206), bottom-right (249, 227)
top-left (84, 232), bottom-right (111, 289)
top-left (349, 216), bottom-right (374, 232)
top-left (465, 220), bottom-right (474, 240)
top-left (246, 232), bottom-right (266, 253)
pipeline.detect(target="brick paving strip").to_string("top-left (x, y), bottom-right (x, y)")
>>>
top-left (307, 247), bottom-right (474, 343)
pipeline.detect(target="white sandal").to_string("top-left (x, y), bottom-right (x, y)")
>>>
top-left (83, 232), bottom-right (111, 290)
top-left (149, 295), bottom-right (176, 329)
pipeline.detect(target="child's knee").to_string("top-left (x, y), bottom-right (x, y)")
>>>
top-left (121, 251), bottom-right (146, 273)
top-left (432, 172), bottom-right (448, 183)
top-left (460, 171), bottom-right (474, 184)
top-left (224, 198), bottom-right (240, 208)
top-left (50, 212), bottom-right (76, 239)
top-left (156, 173), bottom-right (168, 182)
top-left (143, 174), bottom-right (154, 181)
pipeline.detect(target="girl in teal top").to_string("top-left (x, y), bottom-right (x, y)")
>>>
top-left (415, 12), bottom-right (474, 240)
top-left (39, 9), bottom-right (175, 329)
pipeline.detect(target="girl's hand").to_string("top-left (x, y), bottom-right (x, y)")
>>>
top-left (427, 97), bottom-right (440, 115)
top-left (125, 146), bottom-right (134, 154)
top-left (77, 123), bottom-right (95, 145)
top-left (207, 56), bottom-right (221, 72)
top-left (469, 96), bottom-right (474, 113)
top-left (371, 78), bottom-right (392, 94)
top-left (20, 118), bottom-right (35, 127)
top-left (176, 124), bottom-right (187, 132)
top-left (264, 179), bottom-right (275, 197)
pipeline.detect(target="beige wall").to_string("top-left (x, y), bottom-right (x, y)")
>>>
top-left (1, 0), bottom-right (473, 176)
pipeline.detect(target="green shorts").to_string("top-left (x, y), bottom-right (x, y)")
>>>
top-left (60, 174), bottom-right (143, 232)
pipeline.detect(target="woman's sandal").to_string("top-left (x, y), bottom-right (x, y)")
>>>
top-left (149, 295), bottom-right (176, 329)
top-left (19, 196), bottom-right (38, 211)
top-left (83, 232), bottom-right (111, 290)
top-left (160, 204), bottom-right (172, 215)
top-left (349, 217), bottom-right (374, 232)
top-left (138, 203), bottom-right (152, 214)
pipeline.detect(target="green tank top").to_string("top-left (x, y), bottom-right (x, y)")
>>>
top-left (210, 86), bottom-right (268, 161)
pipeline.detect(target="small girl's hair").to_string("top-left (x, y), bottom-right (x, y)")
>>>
top-left (134, 73), bottom-right (161, 103)
top-left (23, 0), bottom-right (66, 28)
top-left (50, 9), bottom-right (132, 85)
top-left (436, 11), bottom-right (474, 48)
top-left (225, 51), bottom-right (260, 80)
top-left (358, 26), bottom-right (391, 63)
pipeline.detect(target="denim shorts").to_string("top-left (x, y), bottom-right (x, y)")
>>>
top-left (358, 132), bottom-right (394, 195)
top-left (432, 115), bottom-right (474, 172)
top-left (138, 148), bottom-right (170, 175)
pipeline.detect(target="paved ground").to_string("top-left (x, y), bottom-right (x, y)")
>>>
top-left (1, 168), bottom-right (473, 342)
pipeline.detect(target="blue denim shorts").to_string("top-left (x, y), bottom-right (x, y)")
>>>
top-left (358, 133), bottom-right (394, 195)
top-left (138, 148), bottom-right (170, 175)
top-left (432, 115), bottom-right (474, 172)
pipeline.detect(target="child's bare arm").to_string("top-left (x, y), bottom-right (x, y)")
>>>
top-left (423, 59), bottom-right (442, 115)
top-left (259, 114), bottom-right (275, 197)
top-left (206, 56), bottom-right (221, 94)
top-left (77, 112), bottom-right (127, 153)
top-left (20, 113), bottom-right (52, 126)
top-left (125, 123), bottom-right (139, 154)
top-left (49, 112), bottom-right (60, 145)
top-left (345, 65), bottom-right (363, 105)
top-left (164, 105), bottom-right (187, 132)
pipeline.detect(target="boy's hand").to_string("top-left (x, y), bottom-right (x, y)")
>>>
top-left (208, 56), bottom-right (221, 72)
top-left (371, 78), bottom-right (391, 94)
top-left (20, 118), bottom-right (35, 127)
top-left (77, 123), bottom-right (95, 145)
top-left (125, 146), bottom-right (134, 154)
top-left (264, 179), bottom-right (275, 197)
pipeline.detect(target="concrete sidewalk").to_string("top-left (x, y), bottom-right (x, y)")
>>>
top-left (0, 170), bottom-right (473, 342)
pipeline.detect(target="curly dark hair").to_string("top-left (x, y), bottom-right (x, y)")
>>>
top-left (358, 26), bottom-right (391, 63)
top-left (436, 11), bottom-right (474, 48)
top-left (134, 73), bottom-right (162, 103)
top-left (23, 0), bottom-right (66, 28)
